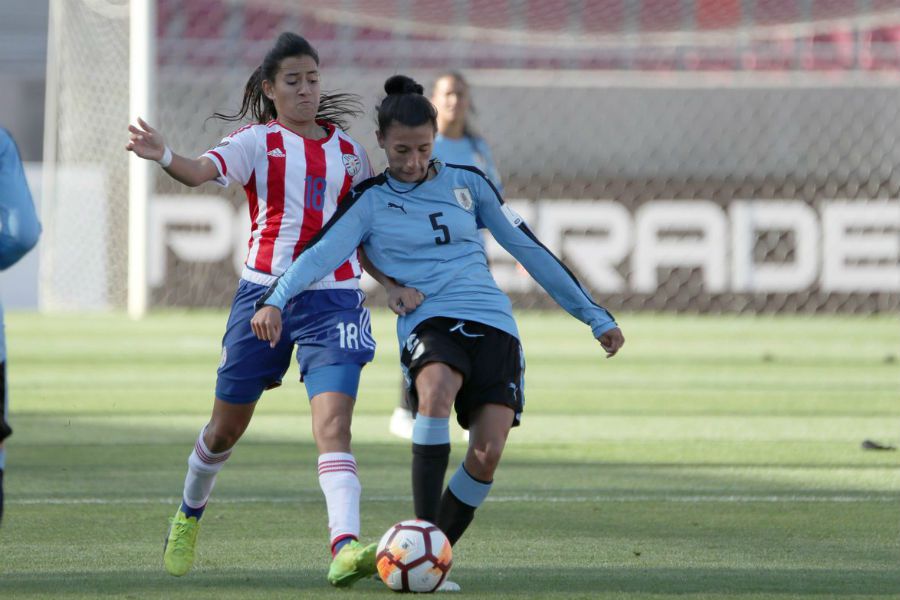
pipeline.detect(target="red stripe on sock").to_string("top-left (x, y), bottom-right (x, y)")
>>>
top-left (317, 460), bottom-right (357, 470)
top-left (195, 442), bottom-right (231, 465)
top-left (331, 533), bottom-right (357, 557)
top-left (317, 467), bottom-right (358, 476)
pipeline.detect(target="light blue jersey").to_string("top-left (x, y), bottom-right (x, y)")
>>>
top-left (433, 134), bottom-right (503, 195)
top-left (0, 129), bottom-right (42, 362)
top-left (261, 161), bottom-right (616, 349)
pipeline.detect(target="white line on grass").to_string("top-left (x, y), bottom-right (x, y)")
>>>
top-left (9, 494), bottom-right (897, 506)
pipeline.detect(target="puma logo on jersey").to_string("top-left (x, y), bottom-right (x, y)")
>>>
top-left (387, 201), bottom-right (407, 214)
top-left (266, 148), bottom-right (286, 158)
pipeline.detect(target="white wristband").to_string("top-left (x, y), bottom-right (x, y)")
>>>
top-left (157, 146), bottom-right (173, 168)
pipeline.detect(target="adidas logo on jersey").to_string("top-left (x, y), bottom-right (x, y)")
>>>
top-left (267, 148), bottom-right (286, 158)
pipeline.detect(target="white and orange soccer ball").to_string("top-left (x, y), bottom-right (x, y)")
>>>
top-left (376, 519), bottom-right (453, 593)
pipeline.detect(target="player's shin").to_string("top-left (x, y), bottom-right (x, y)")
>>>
top-left (182, 425), bottom-right (233, 518)
top-left (411, 415), bottom-right (451, 522)
top-left (437, 462), bottom-right (492, 545)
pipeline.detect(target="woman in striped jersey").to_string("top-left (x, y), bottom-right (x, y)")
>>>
top-left (126, 32), bottom-right (379, 587)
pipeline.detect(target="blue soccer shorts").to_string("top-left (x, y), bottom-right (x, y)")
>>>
top-left (215, 280), bottom-right (376, 404)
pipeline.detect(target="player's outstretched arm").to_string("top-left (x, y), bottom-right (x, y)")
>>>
top-left (474, 174), bottom-right (623, 357)
top-left (358, 247), bottom-right (424, 316)
top-left (126, 117), bottom-right (219, 187)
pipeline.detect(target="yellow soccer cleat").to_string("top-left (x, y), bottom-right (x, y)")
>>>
top-left (327, 540), bottom-right (377, 587)
top-left (163, 508), bottom-right (200, 576)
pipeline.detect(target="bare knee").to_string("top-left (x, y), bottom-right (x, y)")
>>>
top-left (313, 411), bottom-right (351, 449)
top-left (415, 375), bottom-right (458, 417)
top-left (310, 392), bottom-right (355, 454)
top-left (204, 421), bottom-right (245, 452)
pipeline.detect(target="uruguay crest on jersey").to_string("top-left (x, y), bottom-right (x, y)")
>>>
top-left (453, 187), bottom-right (474, 211)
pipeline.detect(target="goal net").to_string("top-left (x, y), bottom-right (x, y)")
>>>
top-left (42, 0), bottom-right (900, 313)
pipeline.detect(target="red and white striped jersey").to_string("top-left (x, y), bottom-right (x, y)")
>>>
top-left (203, 120), bottom-right (373, 288)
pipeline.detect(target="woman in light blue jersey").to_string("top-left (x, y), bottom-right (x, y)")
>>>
top-left (389, 71), bottom-right (502, 439)
top-left (0, 128), bottom-right (42, 525)
top-left (251, 75), bottom-right (624, 587)
top-left (431, 71), bottom-right (502, 193)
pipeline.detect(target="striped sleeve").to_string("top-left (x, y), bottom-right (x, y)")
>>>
top-left (202, 125), bottom-right (257, 187)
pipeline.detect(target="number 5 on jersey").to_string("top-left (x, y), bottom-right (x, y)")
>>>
top-left (429, 212), bottom-right (450, 245)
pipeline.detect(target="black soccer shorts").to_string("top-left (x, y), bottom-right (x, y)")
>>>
top-left (400, 317), bottom-right (524, 430)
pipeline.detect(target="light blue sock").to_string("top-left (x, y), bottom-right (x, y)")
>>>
top-left (448, 463), bottom-right (492, 508)
top-left (412, 415), bottom-right (450, 446)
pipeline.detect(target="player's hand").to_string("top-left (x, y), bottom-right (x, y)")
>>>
top-left (250, 305), bottom-right (283, 348)
top-left (387, 286), bottom-right (425, 316)
top-left (598, 327), bottom-right (624, 358)
top-left (126, 117), bottom-right (166, 161)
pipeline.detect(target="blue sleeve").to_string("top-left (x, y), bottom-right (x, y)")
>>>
top-left (0, 130), bottom-right (41, 271)
top-left (474, 175), bottom-right (617, 338)
top-left (259, 190), bottom-right (373, 310)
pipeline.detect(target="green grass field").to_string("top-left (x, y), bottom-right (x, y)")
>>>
top-left (1, 310), bottom-right (898, 599)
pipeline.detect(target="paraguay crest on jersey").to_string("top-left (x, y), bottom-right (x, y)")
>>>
top-left (342, 153), bottom-right (362, 177)
top-left (453, 187), bottom-right (474, 211)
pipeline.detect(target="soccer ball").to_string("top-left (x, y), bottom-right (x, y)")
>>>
top-left (376, 519), bottom-right (453, 592)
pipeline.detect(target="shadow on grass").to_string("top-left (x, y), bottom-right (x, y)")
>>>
top-left (0, 569), bottom-right (336, 599)
top-left (2, 566), bottom-right (900, 598)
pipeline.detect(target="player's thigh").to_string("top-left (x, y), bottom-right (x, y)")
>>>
top-left (400, 318), bottom-right (470, 417)
top-left (455, 326), bottom-right (525, 430)
top-left (306, 363), bottom-right (362, 446)
top-left (216, 280), bottom-right (295, 404)
top-left (288, 290), bottom-right (375, 382)
top-left (415, 363), bottom-right (463, 418)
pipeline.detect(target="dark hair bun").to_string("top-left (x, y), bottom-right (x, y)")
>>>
top-left (384, 75), bottom-right (424, 96)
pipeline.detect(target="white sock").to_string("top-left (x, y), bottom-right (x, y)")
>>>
top-left (317, 452), bottom-right (361, 548)
top-left (183, 426), bottom-right (232, 510)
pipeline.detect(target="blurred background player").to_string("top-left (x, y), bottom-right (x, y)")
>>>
top-left (125, 33), bottom-right (379, 587)
top-left (0, 128), bottom-right (42, 525)
top-left (249, 75), bottom-right (624, 591)
top-left (389, 70), bottom-right (504, 439)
